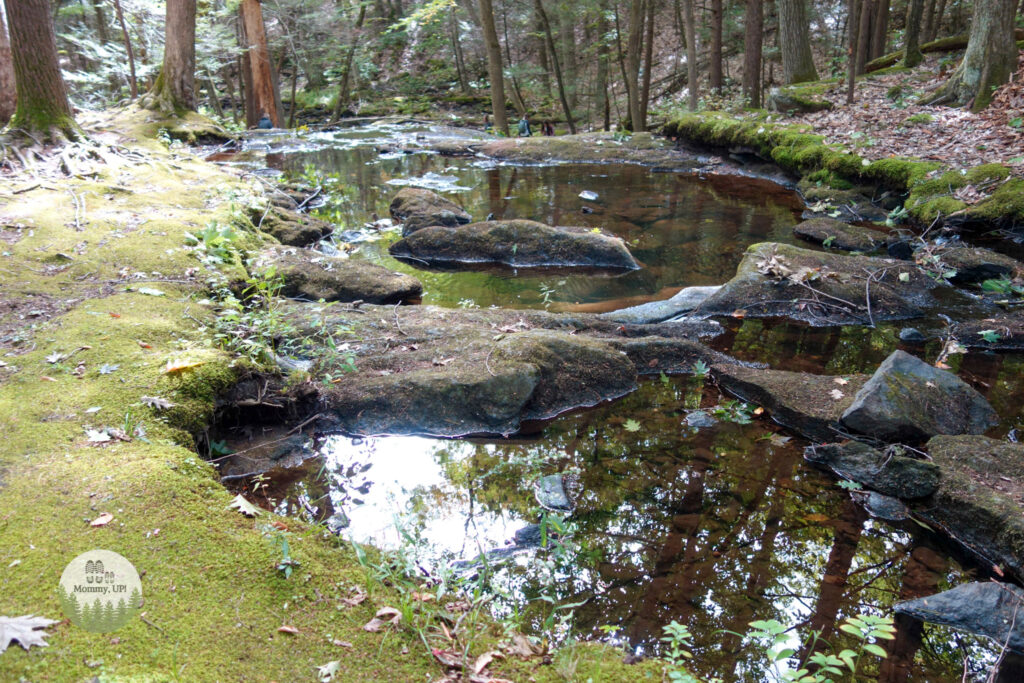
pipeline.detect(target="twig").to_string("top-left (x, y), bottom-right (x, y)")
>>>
top-left (286, 412), bottom-right (322, 435)
top-left (392, 302), bottom-right (407, 336)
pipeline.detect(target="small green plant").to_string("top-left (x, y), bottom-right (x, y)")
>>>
top-left (712, 399), bottom-right (755, 424)
top-left (271, 531), bottom-right (301, 578)
top-left (837, 479), bottom-right (863, 491)
top-left (822, 235), bottom-right (836, 248)
top-left (902, 113), bottom-right (933, 126)
top-left (184, 221), bottom-right (239, 265)
top-left (539, 282), bottom-right (556, 309)
top-left (981, 277), bottom-right (1024, 298)
top-left (691, 360), bottom-right (710, 378)
top-left (885, 205), bottom-right (909, 227)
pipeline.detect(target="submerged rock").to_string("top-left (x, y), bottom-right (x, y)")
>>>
top-left (389, 220), bottom-right (640, 270)
top-left (255, 207), bottom-right (333, 247)
top-left (793, 218), bottom-right (891, 253)
top-left (898, 327), bottom-right (926, 343)
top-left (600, 285), bottom-right (721, 324)
top-left (895, 582), bottom-right (1024, 652)
top-left (712, 364), bottom-right (869, 442)
top-left (805, 442), bottom-right (940, 499)
top-left (535, 474), bottom-right (572, 511)
top-left (389, 187), bottom-right (472, 236)
top-left (840, 350), bottom-right (997, 443)
top-left (933, 246), bottom-right (1022, 285)
top-left (956, 311), bottom-right (1024, 350)
top-left (685, 410), bottom-right (717, 429)
top-left (855, 491), bottom-right (911, 521)
top-left (695, 242), bottom-right (963, 326)
top-left (252, 246), bottom-right (423, 304)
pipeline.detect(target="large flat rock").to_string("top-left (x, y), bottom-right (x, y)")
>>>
top-left (896, 582), bottom-right (1024, 652)
top-left (389, 187), bottom-right (472, 236)
top-left (804, 442), bottom-right (940, 498)
top-left (793, 218), bottom-right (892, 253)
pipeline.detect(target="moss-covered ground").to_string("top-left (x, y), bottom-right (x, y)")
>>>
top-left (0, 106), bottom-right (661, 681)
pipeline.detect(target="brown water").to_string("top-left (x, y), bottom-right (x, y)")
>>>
top-left (216, 125), bottom-right (1023, 681)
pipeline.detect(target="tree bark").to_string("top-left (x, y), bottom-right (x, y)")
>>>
top-left (89, 0), bottom-right (108, 44)
top-left (596, 0), bottom-right (610, 130)
top-left (777, 0), bottom-right (818, 83)
top-left (922, 0), bottom-right (937, 43)
top-left (3, 0), bottom-right (79, 140)
top-left (639, 0), bottom-right (655, 124)
top-left (332, 3), bottom-right (366, 120)
top-left (477, 0), bottom-right (508, 135)
top-left (111, 0), bottom-right (137, 99)
top-left (846, 0), bottom-right (860, 104)
top-left (140, 0), bottom-right (195, 114)
top-left (237, 0), bottom-right (278, 127)
top-left (449, 8), bottom-right (470, 94)
top-left (0, 6), bottom-right (15, 124)
top-left (903, 0), bottom-right (924, 67)
top-left (856, 0), bottom-right (873, 74)
top-left (624, 0), bottom-right (644, 130)
top-left (709, 0), bottom-right (723, 91)
top-left (742, 0), bottom-right (763, 107)
top-left (869, 0), bottom-right (889, 59)
top-left (682, 0), bottom-right (698, 110)
top-left (924, 0), bottom-right (1017, 110)
top-left (534, 0), bottom-right (576, 133)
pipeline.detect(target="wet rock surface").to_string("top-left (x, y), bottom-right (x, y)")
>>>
top-left (389, 187), bottom-right (472, 236)
top-left (694, 242), bottom-right (970, 326)
top-left (895, 582), bottom-right (1024, 652)
top-left (840, 350), bottom-right (998, 443)
top-left (792, 218), bottom-right (892, 253)
top-left (599, 285), bottom-right (721, 324)
top-left (536, 474), bottom-right (573, 511)
top-left (955, 311), bottom-right (1024, 350)
top-left (252, 245), bottom-right (423, 304)
top-left (389, 219), bottom-right (640, 270)
top-left (804, 442), bottom-right (940, 499)
top-left (712, 364), bottom-right (868, 442)
top-left (932, 246), bottom-right (1022, 285)
top-left (255, 206), bottom-right (334, 246)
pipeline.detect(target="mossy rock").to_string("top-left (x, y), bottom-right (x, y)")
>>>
top-left (252, 206), bottom-right (334, 246)
top-left (805, 442), bottom-right (940, 498)
top-left (793, 217), bottom-right (892, 252)
top-left (389, 219), bottom-right (640, 270)
top-left (932, 246), bottom-right (1022, 284)
top-left (767, 86), bottom-right (834, 114)
top-left (251, 245), bottom-right (423, 304)
top-left (389, 187), bottom-right (472, 236)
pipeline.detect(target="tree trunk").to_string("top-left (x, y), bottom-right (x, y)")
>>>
top-left (500, 2), bottom-right (528, 117)
top-left (205, 72), bottom-right (223, 118)
top-left (111, 0), bottom-right (137, 99)
top-left (903, 0), bottom-right (924, 67)
top-left (237, 0), bottom-right (278, 127)
top-left (777, 0), bottom-right (818, 83)
top-left (709, 0), bottom-right (723, 91)
top-left (449, 8), bottom-right (470, 94)
top-left (922, 0), bottom-right (937, 43)
top-left (0, 6), bottom-right (15, 124)
top-left (846, 0), bottom-right (860, 104)
top-left (624, 0), bottom-right (644, 130)
top-left (856, 0), bottom-right (873, 74)
top-left (534, 0), bottom-right (576, 133)
top-left (89, 0), bottom-right (108, 44)
top-left (639, 0), bottom-right (655, 124)
top-left (929, 0), bottom-right (948, 42)
top-left (682, 0), bottom-right (698, 110)
top-left (870, 0), bottom-right (889, 59)
top-left (477, 0), bottom-right (508, 135)
top-left (742, 0), bottom-right (763, 107)
top-left (332, 3), bottom-right (366, 120)
top-left (925, 0), bottom-right (1017, 110)
top-left (3, 0), bottom-right (79, 140)
top-left (596, 0), bottom-right (610, 130)
top-left (140, 0), bottom-right (195, 114)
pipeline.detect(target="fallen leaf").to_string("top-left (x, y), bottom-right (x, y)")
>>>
top-left (506, 632), bottom-right (544, 658)
top-left (473, 650), bottom-right (504, 675)
top-left (98, 364), bottom-right (120, 375)
top-left (331, 639), bottom-right (353, 648)
top-left (411, 591), bottom-right (435, 602)
top-left (226, 494), bottom-right (261, 517)
top-left (277, 625), bottom-right (299, 635)
top-left (137, 340), bottom-right (152, 349)
top-left (163, 359), bottom-right (205, 374)
top-left (109, 312), bottom-right (121, 318)
top-left (622, 418), bottom-right (641, 432)
top-left (317, 660), bottom-right (341, 682)
top-left (136, 287), bottom-right (165, 297)
top-left (141, 396), bottom-right (174, 410)
top-left (340, 592), bottom-right (367, 607)
top-left (935, 361), bottom-right (952, 370)
top-left (731, 309), bottom-right (747, 319)
top-left (270, 520), bottom-right (288, 531)
top-left (86, 428), bottom-right (112, 443)
top-left (84, 406), bottom-right (102, 414)
top-left (833, 377), bottom-right (849, 385)
top-left (431, 648), bottom-right (462, 669)
top-left (363, 606), bottom-right (401, 632)
top-left (40, 376), bottom-right (58, 383)
top-left (830, 389), bottom-right (844, 400)
top-left (45, 352), bottom-right (65, 364)
top-left (90, 512), bottom-right (114, 527)
top-left (752, 406), bottom-right (765, 416)
top-left (0, 615), bottom-right (59, 653)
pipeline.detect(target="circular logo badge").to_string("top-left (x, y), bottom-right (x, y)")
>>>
top-left (58, 550), bottom-right (142, 633)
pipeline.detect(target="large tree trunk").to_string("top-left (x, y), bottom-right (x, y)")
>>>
top-left (855, 0), bottom-right (874, 74)
top-left (237, 0), bottom-right (278, 127)
top-left (596, 0), bottom-right (610, 130)
top-left (639, 0), bottom-right (655, 124)
top-left (624, 0), bottom-right (644, 130)
top-left (777, 0), bottom-right (818, 83)
top-left (534, 0), bottom-right (576, 133)
top-left (869, 0), bottom-right (889, 59)
top-left (0, 6), bottom-right (15, 124)
top-left (112, 0), bottom-right (137, 99)
top-left (742, 0), bottom-right (763, 107)
top-left (709, 0), bottom-right (723, 91)
top-left (682, 0), bottom-right (698, 110)
top-left (140, 0), bottom-right (195, 114)
top-left (3, 0), bottom-right (79, 140)
top-left (332, 4), bottom-right (366, 120)
top-left (477, 0), bottom-right (508, 135)
top-left (924, 0), bottom-right (1018, 110)
top-left (902, 0), bottom-right (925, 67)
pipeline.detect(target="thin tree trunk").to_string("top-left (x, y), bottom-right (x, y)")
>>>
top-left (0, 6), bottom-right (15, 124)
top-left (140, 0), bottom-right (196, 114)
top-left (709, 0), bottom-right (723, 91)
top-left (624, 0), bottom-right (644, 130)
top-left (227, 63), bottom-right (240, 123)
top-left (237, 0), bottom-right (278, 126)
top-left (111, 0), bottom-right (137, 99)
top-left (846, 0), bottom-right (860, 104)
top-left (639, 0), bottom-right (655, 124)
top-left (778, 0), bottom-right (819, 83)
top-left (477, 0), bottom-right (508, 135)
top-left (287, 66), bottom-right (297, 128)
top-left (870, 0), bottom-right (889, 59)
top-left (534, 0), bottom-right (576, 132)
top-left (682, 0), bottom-right (698, 110)
top-left (205, 72), bottom-right (223, 117)
top-left (922, 0), bottom-right (937, 43)
top-left (89, 0), bottom-right (108, 44)
top-left (903, 0), bottom-right (924, 67)
top-left (742, 0), bottom-right (763, 107)
top-left (4, 0), bottom-right (79, 139)
top-left (332, 3), bottom-right (366, 120)
top-left (856, 0), bottom-right (873, 74)
top-left (449, 8), bottom-right (470, 94)
top-left (500, 1), bottom-right (528, 117)
top-left (931, 0), bottom-right (948, 40)
top-left (596, 0), bottom-right (610, 130)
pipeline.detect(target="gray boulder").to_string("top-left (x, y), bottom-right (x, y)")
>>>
top-left (599, 286), bottom-right (721, 324)
top-left (804, 442), bottom-right (940, 498)
top-left (389, 187), bottom-right (472, 236)
top-left (389, 220), bottom-right (640, 270)
top-left (895, 582), bottom-right (1024, 652)
top-left (840, 350), bottom-right (997, 442)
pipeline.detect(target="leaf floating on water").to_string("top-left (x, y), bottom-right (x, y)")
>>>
top-left (90, 512), bottom-right (114, 527)
top-left (363, 606), bottom-right (401, 632)
top-left (0, 615), bottom-right (59, 653)
top-left (622, 418), bottom-right (641, 432)
top-left (163, 359), bottom-right (205, 374)
top-left (226, 494), bottom-right (261, 517)
top-left (768, 434), bottom-right (791, 447)
top-left (141, 396), bottom-right (174, 410)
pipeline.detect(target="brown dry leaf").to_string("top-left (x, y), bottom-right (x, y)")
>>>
top-left (137, 340), bottom-right (152, 349)
top-left (833, 377), bottom-right (849, 385)
top-left (752, 406), bottom-right (764, 416)
top-left (270, 520), bottom-right (288, 531)
top-left (473, 650), bottom-right (504, 675)
top-left (90, 512), bottom-right (114, 527)
top-left (410, 591), bottom-right (435, 602)
top-left (331, 639), bottom-right (353, 648)
top-left (340, 592), bottom-right (367, 608)
top-left (40, 376), bottom-right (58, 383)
top-left (363, 606), bottom-right (401, 632)
top-left (505, 633), bottom-right (544, 658)
top-left (163, 359), bottom-right (205, 374)
top-left (277, 625), bottom-right (299, 635)
top-left (935, 361), bottom-right (952, 370)
top-left (431, 648), bottom-right (462, 669)
top-left (731, 309), bottom-right (747, 319)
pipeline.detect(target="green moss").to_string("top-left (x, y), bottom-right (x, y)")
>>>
top-left (902, 113), bottom-right (933, 125)
top-left (968, 178), bottom-right (1024, 223)
top-left (865, 158), bottom-right (942, 192)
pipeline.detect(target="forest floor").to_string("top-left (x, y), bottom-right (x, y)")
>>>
top-left (0, 107), bottom-right (657, 682)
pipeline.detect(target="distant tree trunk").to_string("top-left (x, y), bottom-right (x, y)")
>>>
top-left (332, 3), bottom-right (366, 119)
top-left (596, 0), bottom-right (610, 130)
top-left (449, 8), bottom-right (470, 94)
top-left (89, 0), bottom-right (108, 44)
top-left (535, 14), bottom-right (552, 97)
top-left (902, 0), bottom-right (924, 67)
top-left (0, 6), bottom-right (15, 124)
top-left (639, 0), bottom-right (655, 124)
top-left (709, 0), bottom-right (723, 91)
top-left (3, 0), bottom-right (79, 140)
top-left (742, 0), bottom-right (763, 107)
top-left (478, 0), bottom-right (508, 135)
top-left (204, 72), bottom-right (223, 118)
top-left (682, 0), bottom-right (698, 110)
top-left (928, 0), bottom-right (948, 42)
top-left (534, 0), bottom-right (576, 132)
top-left (870, 0), bottom-right (889, 59)
top-left (846, 0), bottom-right (860, 104)
top-left (500, 2), bottom-right (528, 117)
top-left (778, 0), bottom-right (818, 83)
top-left (924, 0), bottom-right (1018, 110)
top-left (624, 0), bottom-right (644, 130)
top-left (922, 0), bottom-right (937, 43)
top-left (237, 0), bottom-right (278, 126)
top-left (111, 0), bottom-right (137, 99)
top-left (856, 0), bottom-right (873, 74)
top-left (140, 0), bottom-right (195, 114)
